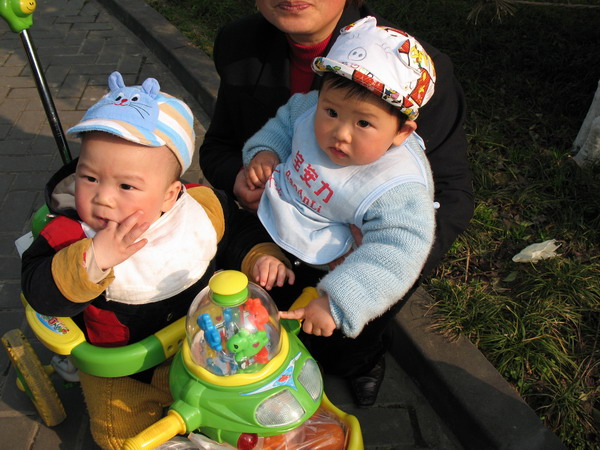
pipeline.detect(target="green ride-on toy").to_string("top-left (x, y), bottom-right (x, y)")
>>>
top-left (4, 270), bottom-right (363, 449)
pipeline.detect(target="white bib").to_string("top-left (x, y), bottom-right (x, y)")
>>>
top-left (258, 106), bottom-right (432, 265)
top-left (82, 190), bottom-right (217, 304)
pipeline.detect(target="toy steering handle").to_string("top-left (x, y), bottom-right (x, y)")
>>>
top-left (123, 410), bottom-right (187, 450)
top-left (22, 294), bottom-right (185, 377)
top-left (289, 286), bottom-right (319, 311)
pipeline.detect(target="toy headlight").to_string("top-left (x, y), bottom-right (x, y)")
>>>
top-left (255, 390), bottom-right (305, 427)
top-left (298, 358), bottom-right (322, 402)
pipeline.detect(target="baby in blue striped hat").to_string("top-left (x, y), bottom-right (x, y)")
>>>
top-left (67, 71), bottom-right (195, 242)
top-left (21, 71), bottom-right (294, 448)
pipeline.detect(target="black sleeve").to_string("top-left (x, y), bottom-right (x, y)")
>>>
top-left (199, 27), bottom-right (248, 196)
top-left (211, 189), bottom-right (274, 270)
top-left (416, 49), bottom-right (474, 275)
top-left (199, 15), bottom-right (290, 196)
top-left (198, 79), bottom-right (243, 196)
top-left (21, 236), bottom-right (93, 317)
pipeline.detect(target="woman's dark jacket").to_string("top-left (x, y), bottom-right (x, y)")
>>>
top-left (199, 5), bottom-right (473, 275)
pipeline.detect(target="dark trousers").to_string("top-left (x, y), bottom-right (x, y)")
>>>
top-left (268, 258), bottom-right (419, 378)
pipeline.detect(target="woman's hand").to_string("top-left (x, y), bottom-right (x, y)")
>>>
top-left (233, 168), bottom-right (263, 212)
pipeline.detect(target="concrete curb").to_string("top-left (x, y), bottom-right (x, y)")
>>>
top-left (97, 1), bottom-right (566, 448)
top-left (394, 288), bottom-right (565, 449)
top-left (96, 0), bottom-right (219, 117)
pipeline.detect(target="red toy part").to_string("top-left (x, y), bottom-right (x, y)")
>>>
top-left (244, 297), bottom-right (269, 331)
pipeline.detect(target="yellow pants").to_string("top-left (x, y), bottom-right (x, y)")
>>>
top-left (78, 363), bottom-right (172, 450)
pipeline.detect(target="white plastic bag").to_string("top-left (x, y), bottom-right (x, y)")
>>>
top-left (512, 239), bottom-right (561, 263)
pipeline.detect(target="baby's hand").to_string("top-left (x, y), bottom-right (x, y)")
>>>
top-left (279, 296), bottom-right (337, 337)
top-left (92, 210), bottom-right (149, 270)
top-left (253, 255), bottom-right (295, 290)
top-left (246, 151), bottom-right (280, 189)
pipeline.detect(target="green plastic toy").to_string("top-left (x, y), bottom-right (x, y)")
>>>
top-left (19, 271), bottom-right (363, 449)
top-left (31, 204), bottom-right (52, 238)
top-left (132, 270), bottom-right (324, 448)
top-left (0, 0), bottom-right (36, 33)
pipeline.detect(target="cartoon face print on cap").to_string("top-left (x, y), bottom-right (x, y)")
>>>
top-left (348, 47), bottom-right (366, 61)
top-left (84, 72), bottom-right (161, 130)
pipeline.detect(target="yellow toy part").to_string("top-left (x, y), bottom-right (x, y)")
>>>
top-left (209, 270), bottom-right (250, 306)
top-left (289, 286), bottom-right (320, 311)
top-left (1, 328), bottom-right (66, 427)
top-left (22, 293), bottom-right (85, 355)
top-left (123, 410), bottom-right (187, 450)
top-left (209, 270), bottom-right (248, 295)
top-left (153, 316), bottom-right (187, 360)
top-left (321, 392), bottom-right (364, 449)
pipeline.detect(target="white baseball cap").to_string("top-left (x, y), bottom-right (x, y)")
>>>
top-left (312, 16), bottom-right (436, 120)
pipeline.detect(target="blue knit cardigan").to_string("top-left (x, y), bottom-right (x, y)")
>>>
top-left (243, 91), bottom-right (435, 337)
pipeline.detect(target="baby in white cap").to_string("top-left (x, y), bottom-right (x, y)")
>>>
top-left (242, 16), bottom-right (437, 340)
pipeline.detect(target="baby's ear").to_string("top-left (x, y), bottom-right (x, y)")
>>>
top-left (392, 120), bottom-right (417, 147)
top-left (162, 181), bottom-right (181, 213)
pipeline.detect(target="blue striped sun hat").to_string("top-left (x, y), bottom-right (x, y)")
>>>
top-left (68, 71), bottom-right (194, 175)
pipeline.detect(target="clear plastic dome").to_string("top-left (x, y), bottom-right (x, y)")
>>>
top-left (186, 271), bottom-right (282, 376)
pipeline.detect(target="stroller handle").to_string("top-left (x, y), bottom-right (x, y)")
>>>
top-left (1, 0), bottom-right (72, 164)
top-left (0, 0), bottom-right (35, 33)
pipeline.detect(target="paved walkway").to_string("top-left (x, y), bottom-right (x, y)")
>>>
top-left (0, 1), bottom-right (565, 449)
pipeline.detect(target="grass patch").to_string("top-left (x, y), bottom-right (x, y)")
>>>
top-left (145, 0), bottom-right (255, 56)
top-left (144, 0), bottom-right (600, 447)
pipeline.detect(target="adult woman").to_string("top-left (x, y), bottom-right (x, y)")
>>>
top-left (199, 0), bottom-right (473, 407)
